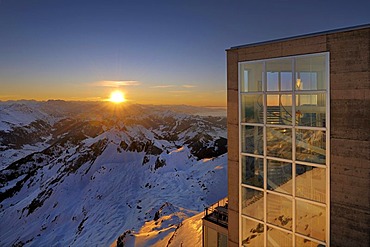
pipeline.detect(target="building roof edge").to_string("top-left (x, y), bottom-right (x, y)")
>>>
top-left (226, 23), bottom-right (370, 51)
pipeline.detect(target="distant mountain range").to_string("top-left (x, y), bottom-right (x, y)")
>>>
top-left (0, 101), bottom-right (227, 246)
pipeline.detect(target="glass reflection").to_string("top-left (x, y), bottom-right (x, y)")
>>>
top-left (296, 93), bottom-right (326, 127)
top-left (296, 200), bottom-right (326, 242)
top-left (267, 94), bottom-right (293, 125)
top-left (239, 53), bottom-right (329, 246)
top-left (295, 54), bottom-right (327, 91)
top-left (267, 127), bottom-right (292, 159)
top-left (241, 94), bottom-right (264, 123)
top-left (218, 233), bottom-right (227, 247)
top-left (267, 193), bottom-right (292, 230)
top-left (296, 236), bottom-right (325, 247)
top-left (241, 125), bottom-right (263, 155)
top-left (242, 156), bottom-right (264, 188)
top-left (296, 165), bottom-right (326, 203)
top-left (296, 129), bottom-right (326, 164)
top-left (241, 187), bottom-right (264, 220)
top-left (240, 62), bottom-right (263, 92)
top-left (267, 227), bottom-right (292, 247)
top-left (266, 58), bottom-right (293, 91)
top-left (267, 160), bottom-right (292, 195)
top-left (242, 218), bottom-right (264, 247)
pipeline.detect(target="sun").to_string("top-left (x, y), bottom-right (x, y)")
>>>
top-left (109, 90), bottom-right (126, 103)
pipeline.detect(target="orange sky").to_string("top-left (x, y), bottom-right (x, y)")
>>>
top-left (0, 80), bottom-right (226, 106)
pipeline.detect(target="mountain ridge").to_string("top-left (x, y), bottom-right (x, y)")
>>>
top-left (0, 101), bottom-right (227, 246)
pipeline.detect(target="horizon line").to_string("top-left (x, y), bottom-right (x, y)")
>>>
top-left (0, 99), bottom-right (226, 108)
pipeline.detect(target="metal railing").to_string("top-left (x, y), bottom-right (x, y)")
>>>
top-left (203, 197), bottom-right (228, 228)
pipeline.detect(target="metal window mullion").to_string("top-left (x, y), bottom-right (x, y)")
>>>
top-left (263, 60), bottom-right (268, 247)
top-left (265, 222), bottom-right (293, 235)
top-left (295, 232), bottom-right (327, 246)
top-left (265, 124), bottom-right (293, 129)
top-left (240, 91), bottom-right (264, 95)
top-left (292, 57), bottom-right (297, 247)
top-left (240, 122), bottom-right (264, 127)
top-left (241, 214), bottom-right (264, 224)
top-left (295, 160), bottom-right (327, 168)
top-left (295, 90), bottom-right (327, 94)
top-left (241, 183), bottom-right (264, 192)
top-left (295, 125), bottom-right (326, 131)
top-left (265, 156), bottom-right (293, 164)
top-left (241, 153), bottom-right (264, 159)
top-left (295, 196), bottom-right (327, 207)
top-left (238, 62), bottom-right (243, 247)
top-left (326, 52), bottom-right (331, 246)
top-left (266, 189), bottom-right (293, 199)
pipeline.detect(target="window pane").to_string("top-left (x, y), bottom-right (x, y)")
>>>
top-left (267, 71), bottom-right (279, 91)
top-left (296, 93), bottom-right (326, 127)
top-left (205, 226), bottom-right (218, 247)
top-left (242, 218), bottom-right (264, 247)
top-left (296, 165), bottom-right (326, 203)
top-left (267, 193), bottom-right (292, 230)
top-left (241, 187), bottom-right (264, 220)
top-left (296, 129), bottom-right (326, 164)
top-left (266, 58), bottom-right (293, 91)
top-left (295, 236), bottom-right (325, 247)
top-left (241, 125), bottom-right (263, 155)
top-left (267, 94), bottom-right (293, 125)
top-left (267, 127), bottom-right (292, 160)
top-left (281, 72), bottom-right (293, 91)
top-left (296, 200), bottom-right (326, 242)
top-left (241, 94), bottom-right (264, 123)
top-left (267, 227), bottom-right (292, 247)
top-left (242, 156), bottom-right (264, 188)
top-left (295, 54), bottom-right (327, 90)
top-left (218, 233), bottom-right (228, 247)
top-left (267, 160), bottom-right (292, 195)
top-left (240, 62), bottom-right (263, 92)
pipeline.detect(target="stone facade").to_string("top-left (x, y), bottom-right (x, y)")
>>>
top-left (226, 25), bottom-right (370, 247)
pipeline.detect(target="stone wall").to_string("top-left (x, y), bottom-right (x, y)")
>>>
top-left (327, 28), bottom-right (370, 247)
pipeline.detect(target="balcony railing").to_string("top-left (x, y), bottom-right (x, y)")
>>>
top-left (203, 197), bottom-right (228, 228)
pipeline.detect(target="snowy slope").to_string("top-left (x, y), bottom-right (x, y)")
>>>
top-left (114, 205), bottom-right (204, 247)
top-left (0, 101), bottom-right (227, 246)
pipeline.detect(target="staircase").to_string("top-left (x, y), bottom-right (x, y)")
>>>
top-left (259, 106), bottom-right (292, 125)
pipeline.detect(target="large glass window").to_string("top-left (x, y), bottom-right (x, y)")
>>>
top-left (240, 62), bottom-right (263, 92)
top-left (239, 53), bottom-right (329, 246)
top-left (242, 156), bottom-right (264, 188)
top-left (266, 58), bottom-right (293, 92)
top-left (241, 94), bottom-right (264, 123)
top-left (241, 126), bottom-right (263, 155)
top-left (242, 218), bottom-right (264, 247)
top-left (295, 54), bottom-right (327, 90)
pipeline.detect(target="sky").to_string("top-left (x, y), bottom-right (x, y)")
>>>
top-left (0, 0), bottom-right (369, 106)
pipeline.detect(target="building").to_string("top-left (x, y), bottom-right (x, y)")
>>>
top-left (202, 198), bottom-right (228, 247)
top-left (226, 25), bottom-right (369, 247)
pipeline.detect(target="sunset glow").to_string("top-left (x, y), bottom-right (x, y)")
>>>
top-left (109, 91), bottom-right (125, 103)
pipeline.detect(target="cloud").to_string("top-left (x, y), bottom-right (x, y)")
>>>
top-left (168, 90), bottom-right (191, 93)
top-left (182, 84), bottom-right (196, 88)
top-left (150, 84), bottom-right (196, 89)
top-left (93, 80), bottom-right (141, 87)
top-left (150, 85), bottom-right (175, 88)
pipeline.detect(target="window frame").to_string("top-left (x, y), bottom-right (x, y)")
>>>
top-left (238, 52), bottom-right (330, 246)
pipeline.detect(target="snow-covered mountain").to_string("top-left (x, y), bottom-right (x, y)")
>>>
top-left (0, 101), bottom-right (227, 246)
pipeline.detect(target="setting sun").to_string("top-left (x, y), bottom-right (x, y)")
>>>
top-left (109, 91), bottom-right (126, 103)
